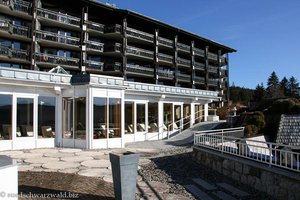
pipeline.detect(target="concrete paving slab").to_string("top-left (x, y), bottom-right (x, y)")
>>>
top-left (213, 191), bottom-right (238, 200)
top-left (192, 178), bottom-right (217, 191)
top-left (137, 181), bottom-right (169, 194)
top-left (81, 159), bottom-right (111, 168)
top-left (93, 154), bottom-right (109, 160)
top-left (60, 156), bottom-right (93, 163)
top-left (75, 151), bottom-right (105, 157)
top-left (24, 157), bottom-right (59, 164)
top-left (18, 165), bottom-right (34, 171)
top-left (0, 150), bottom-right (24, 156)
top-left (44, 152), bottom-right (75, 158)
top-left (11, 153), bottom-right (43, 159)
top-left (103, 175), bottom-right (113, 183)
top-left (29, 164), bottom-right (42, 167)
top-left (59, 149), bottom-right (82, 153)
top-left (184, 184), bottom-right (214, 200)
top-left (30, 149), bottom-right (59, 154)
top-left (216, 183), bottom-right (249, 197)
top-left (78, 168), bottom-right (111, 177)
top-left (58, 168), bottom-right (80, 174)
top-left (42, 161), bottom-right (80, 170)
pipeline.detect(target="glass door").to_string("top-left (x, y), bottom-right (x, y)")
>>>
top-left (16, 97), bottom-right (34, 138)
top-left (174, 104), bottom-right (182, 130)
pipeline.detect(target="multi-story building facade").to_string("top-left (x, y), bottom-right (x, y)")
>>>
top-left (0, 0), bottom-right (235, 150)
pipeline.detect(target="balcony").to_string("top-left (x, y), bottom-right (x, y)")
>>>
top-left (86, 21), bottom-right (104, 33)
top-left (104, 43), bottom-right (121, 53)
top-left (36, 30), bottom-right (80, 47)
top-left (194, 76), bottom-right (205, 85)
top-left (126, 64), bottom-right (154, 76)
top-left (207, 65), bottom-right (218, 74)
top-left (157, 69), bottom-right (174, 79)
top-left (0, 19), bottom-right (29, 38)
top-left (177, 42), bottom-right (190, 53)
top-left (177, 73), bottom-right (191, 82)
top-left (158, 53), bottom-right (173, 64)
top-left (157, 37), bottom-right (173, 49)
top-left (208, 79), bottom-right (219, 86)
top-left (35, 53), bottom-right (79, 67)
top-left (85, 40), bottom-right (104, 52)
top-left (194, 47), bottom-right (205, 57)
top-left (85, 60), bottom-right (104, 70)
top-left (104, 24), bottom-right (121, 34)
top-left (208, 52), bottom-right (218, 61)
top-left (37, 8), bottom-right (81, 28)
top-left (177, 57), bottom-right (191, 67)
top-left (220, 69), bottom-right (228, 77)
top-left (220, 56), bottom-right (227, 65)
top-left (194, 62), bottom-right (205, 71)
top-left (126, 46), bottom-right (153, 60)
top-left (103, 62), bottom-right (121, 72)
top-left (0, 45), bottom-right (28, 60)
top-left (126, 27), bottom-right (154, 43)
top-left (0, 0), bottom-right (31, 14)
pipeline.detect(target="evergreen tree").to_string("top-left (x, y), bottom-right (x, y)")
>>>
top-left (253, 83), bottom-right (266, 101)
top-left (267, 71), bottom-right (281, 98)
top-left (280, 76), bottom-right (288, 96)
top-left (288, 76), bottom-right (299, 96)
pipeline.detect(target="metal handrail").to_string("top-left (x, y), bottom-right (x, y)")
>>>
top-left (177, 57), bottom-right (191, 66)
top-left (85, 60), bottom-right (104, 69)
top-left (194, 47), bottom-right (205, 56)
top-left (85, 40), bottom-right (104, 52)
top-left (86, 21), bottom-right (104, 33)
top-left (0, 45), bottom-right (28, 59)
top-left (126, 27), bottom-right (154, 41)
top-left (0, 19), bottom-right (29, 37)
top-left (158, 36), bottom-right (173, 47)
top-left (194, 62), bottom-right (205, 70)
top-left (126, 46), bottom-right (153, 59)
top-left (177, 42), bottom-right (190, 52)
top-left (208, 52), bottom-right (218, 60)
top-left (158, 53), bottom-right (173, 63)
top-left (36, 30), bottom-right (80, 46)
top-left (194, 129), bottom-right (300, 172)
top-left (207, 65), bottom-right (218, 73)
top-left (37, 8), bottom-right (80, 26)
top-left (35, 53), bottom-right (79, 66)
top-left (126, 64), bottom-right (154, 74)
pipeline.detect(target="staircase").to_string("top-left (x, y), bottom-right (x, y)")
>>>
top-left (276, 115), bottom-right (300, 146)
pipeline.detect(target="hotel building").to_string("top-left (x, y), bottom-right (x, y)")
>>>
top-left (0, 0), bottom-right (235, 150)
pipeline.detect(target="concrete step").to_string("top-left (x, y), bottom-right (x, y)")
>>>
top-left (213, 191), bottom-right (238, 200)
top-left (184, 184), bottom-right (215, 200)
top-left (216, 183), bottom-right (249, 197)
top-left (192, 178), bottom-right (217, 191)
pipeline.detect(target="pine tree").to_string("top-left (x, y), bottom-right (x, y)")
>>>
top-left (253, 83), bottom-right (266, 101)
top-left (267, 71), bottom-right (281, 98)
top-left (288, 76), bottom-right (299, 96)
top-left (280, 77), bottom-right (288, 97)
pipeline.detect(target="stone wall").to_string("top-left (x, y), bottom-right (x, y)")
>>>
top-left (193, 147), bottom-right (300, 200)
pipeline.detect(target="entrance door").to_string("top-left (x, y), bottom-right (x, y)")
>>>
top-left (174, 104), bottom-right (182, 130)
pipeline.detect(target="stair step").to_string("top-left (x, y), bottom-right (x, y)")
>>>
top-left (184, 184), bottom-right (215, 200)
top-left (213, 191), bottom-right (238, 200)
top-left (192, 178), bottom-right (217, 191)
top-left (216, 183), bottom-right (249, 197)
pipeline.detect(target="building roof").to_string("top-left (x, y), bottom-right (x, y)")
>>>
top-left (276, 115), bottom-right (300, 148)
top-left (85, 0), bottom-right (236, 53)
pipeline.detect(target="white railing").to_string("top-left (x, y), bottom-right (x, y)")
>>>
top-left (194, 128), bottom-right (300, 172)
top-left (36, 30), bottom-right (80, 46)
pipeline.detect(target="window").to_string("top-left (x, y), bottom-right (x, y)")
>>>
top-left (148, 103), bottom-right (158, 132)
top-left (17, 98), bottom-right (34, 137)
top-left (163, 103), bottom-right (173, 131)
top-left (136, 104), bottom-right (146, 132)
top-left (62, 97), bottom-right (73, 139)
top-left (0, 94), bottom-right (12, 140)
top-left (195, 104), bottom-right (204, 123)
top-left (38, 96), bottom-right (56, 138)
top-left (109, 98), bottom-right (121, 138)
top-left (174, 105), bottom-right (181, 129)
top-left (183, 104), bottom-right (191, 130)
top-left (125, 101), bottom-right (134, 134)
top-left (74, 97), bottom-right (86, 140)
top-left (93, 97), bottom-right (106, 139)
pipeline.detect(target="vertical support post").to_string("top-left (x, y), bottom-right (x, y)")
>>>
top-left (30, 0), bottom-right (38, 70)
top-left (154, 29), bottom-right (159, 84)
top-left (204, 46), bottom-right (209, 90)
top-left (191, 41), bottom-right (195, 89)
top-left (174, 35), bottom-right (178, 87)
top-left (80, 7), bottom-right (88, 74)
top-left (122, 18), bottom-right (127, 80)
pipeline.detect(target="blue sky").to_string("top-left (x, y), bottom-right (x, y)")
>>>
top-left (100, 0), bottom-right (300, 89)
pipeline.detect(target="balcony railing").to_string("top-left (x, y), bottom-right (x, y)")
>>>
top-left (158, 53), bottom-right (173, 63)
top-left (220, 69), bottom-right (228, 77)
top-left (194, 62), bottom-right (205, 71)
top-left (126, 46), bottom-right (153, 60)
top-left (36, 30), bottom-right (80, 46)
top-left (0, 45), bottom-right (28, 60)
top-left (194, 76), bottom-right (205, 84)
top-left (207, 65), bottom-right (218, 74)
top-left (177, 42), bottom-right (190, 52)
top-left (126, 64), bottom-right (154, 75)
top-left (104, 43), bottom-right (121, 53)
top-left (0, 19), bottom-right (29, 37)
top-left (104, 24), bottom-right (121, 34)
top-left (157, 69), bottom-right (174, 79)
top-left (177, 57), bottom-right (191, 67)
top-left (126, 27), bottom-right (154, 43)
top-left (85, 40), bottom-right (104, 52)
top-left (86, 21), bottom-right (104, 33)
top-left (220, 56), bottom-right (227, 65)
top-left (37, 8), bottom-right (81, 27)
top-left (0, 0), bottom-right (31, 14)
top-left (35, 53), bottom-right (79, 67)
top-left (208, 52), bottom-right (218, 61)
top-left (177, 73), bottom-right (191, 81)
top-left (208, 79), bottom-right (219, 86)
top-left (194, 47), bottom-right (205, 57)
top-left (85, 60), bottom-right (104, 70)
top-left (157, 37), bottom-right (173, 48)
top-left (104, 62), bottom-right (121, 71)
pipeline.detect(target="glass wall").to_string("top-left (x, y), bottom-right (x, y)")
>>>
top-left (62, 97), bottom-right (73, 139)
top-left (174, 105), bottom-right (181, 129)
top-left (183, 104), bottom-right (191, 130)
top-left (125, 101), bottom-right (134, 134)
top-left (148, 103), bottom-right (158, 132)
top-left (38, 96), bottom-right (56, 138)
top-left (109, 98), bottom-right (121, 138)
top-left (93, 97), bottom-right (106, 139)
top-left (0, 94), bottom-right (12, 140)
top-left (195, 104), bottom-right (204, 123)
top-left (163, 103), bottom-right (173, 131)
top-left (74, 97), bottom-right (86, 140)
top-left (17, 98), bottom-right (34, 137)
top-left (136, 104), bottom-right (146, 132)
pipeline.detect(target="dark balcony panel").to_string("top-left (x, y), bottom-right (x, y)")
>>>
top-left (177, 42), bottom-right (190, 53)
top-left (207, 65), bottom-right (218, 74)
top-left (208, 79), bottom-right (219, 86)
top-left (194, 47), bottom-right (205, 57)
top-left (35, 53), bottom-right (79, 67)
top-left (194, 76), bottom-right (205, 84)
top-left (126, 46), bottom-right (153, 60)
top-left (0, 0), bottom-right (32, 14)
top-left (85, 60), bottom-right (104, 70)
top-left (103, 62), bottom-right (121, 71)
top-left (36, 30), bottom-right (80, 46)
top-left (208, 52), bottom-right (218, 61)
top-left (37, 8), bottom-right (81, 27)
top-left (177, 57), bottom-right (191, 67)
top-left (85, 40), bottom-right (104, 52)
top-left (177, 73), bottom-right (191, 82)
top-left (86, 21), bottom-right (104, 33)
top-left (126, 64), bottom-right (154, 75)
top-left (158, 53), bottom-right (173, 63)
top-left (194, 62), bottom-right (205, 71)
top-left (220, 69), bottom-right (228, 77)
top-left (0, 45), bottom-right (28, 60)
top-left (0, 19), bottom-right (29, 37)
top-left (157, 37), bottom-right (173, 48)
top-left (157, 69), bottom-right (174, 79)
top-left (220, 56), bottom-right (227, 65)
top-left (104, 24), bottom-right (121, 34)
top-left (126, 27), bottom-right (154, 43)
top-left (104, 43), bottom-right (121, 53)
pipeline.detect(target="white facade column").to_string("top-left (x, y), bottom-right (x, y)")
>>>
top-left (86, 87), bottom-right (93, 149)
top-left (158, 101), bottom-right (164, 140)
top-left (204, 103), bottom-right (209, 122)
top-left (191, 103), bottom-right (195, 126)
top-left (121, 90), bottom-right (125, 148)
